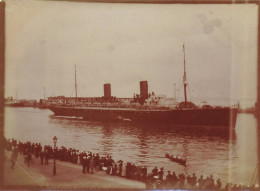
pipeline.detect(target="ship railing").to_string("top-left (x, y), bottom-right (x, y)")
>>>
top-left (52, 103), bottom-right (174, 110)
top-left (51, 102), bottom-right (236, 110)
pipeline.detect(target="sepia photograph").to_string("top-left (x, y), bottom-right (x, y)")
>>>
top-left (1, 0), bottom-right (259, 190)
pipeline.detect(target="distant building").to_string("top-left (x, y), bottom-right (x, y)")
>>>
top-left (140, 81), bottom-right (148, 99)
top-left (20, 99), bottom-right (37, 106)
top-left (104, 83), bottom-right (111, 99)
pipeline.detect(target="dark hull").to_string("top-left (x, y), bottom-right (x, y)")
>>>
top-left (49, 106), bottom-right (237, 128)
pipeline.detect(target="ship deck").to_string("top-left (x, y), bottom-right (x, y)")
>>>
top-left (58, 106), bottom-right (174, 112)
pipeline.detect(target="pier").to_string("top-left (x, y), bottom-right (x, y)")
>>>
top-left (3, 150), bottom-right (145, 189)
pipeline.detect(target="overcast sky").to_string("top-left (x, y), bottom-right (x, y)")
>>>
top-left (5, 0), bottom-right (258, 107)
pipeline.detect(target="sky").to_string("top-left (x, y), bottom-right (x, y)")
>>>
top-left (4, 0), bottom-right (258, 108)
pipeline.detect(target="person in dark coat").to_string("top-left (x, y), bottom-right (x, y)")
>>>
top-left (40, 150), bottom-right (44, 165)
top-left (152, 166), bottom-right (158, 176)
top-left (11, 147), bottom-right (18, 169)
top-left (171, 171), bottom-right (178, 188)
top-left (158, 167), bottom-right (164, 181)
top-left (86, 156), bottom-right (90, 173)
top-left (118, 160), bottom-right (123, 176)
top-left (216, 178), bottom-right (222, 190)
top-left (89, 157), bottom-right (94, 174)
top-left (82, 156), bottom-right (87, 174)
top-left (44, 150), bottom-right (49, 165)
top-left (178, 172), bottom-right (186, 189)
top-left (25, 151), bottom-right (32, 167)
top-left (191, 173), bottom-right (197, 188)
top-left (141, 166), bottom-right (147, 181)
top-left (198, 175), bottom-right (204, 189)
top-left (166, 171), bottom-right (172, 189)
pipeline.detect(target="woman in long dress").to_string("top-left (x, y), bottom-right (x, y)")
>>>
top-left (122, 162), bottom-right (127, 177)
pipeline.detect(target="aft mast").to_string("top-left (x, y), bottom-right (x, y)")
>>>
top-left (75, 65), bottom-right (78, 102)
top-left (43, 87), bottom-right (46, 100)
top-left (174, 83), bottom-right (176, 104)
top-left (183, 44), bottom-right (188, 103)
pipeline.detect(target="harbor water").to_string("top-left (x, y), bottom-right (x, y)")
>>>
top-left (4, 107), bottom-right (258, 186)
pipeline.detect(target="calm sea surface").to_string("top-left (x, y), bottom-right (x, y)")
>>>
top-left (4, 107), bottom-right (258, 186)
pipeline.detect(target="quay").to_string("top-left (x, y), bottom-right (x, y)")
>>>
top-left (3, 150), bottom-right (145, 189)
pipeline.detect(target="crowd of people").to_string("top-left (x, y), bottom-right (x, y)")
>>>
top-left (4, 138), bottom-right (259, 190)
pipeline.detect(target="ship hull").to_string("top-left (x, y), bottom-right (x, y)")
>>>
top-left (49, 106), bottom-right (237, 128)
top-left (5, 103), bottom-right (25, 107)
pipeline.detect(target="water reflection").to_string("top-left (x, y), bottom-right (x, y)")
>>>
top-left (101, 123), bottom-right (114, 156)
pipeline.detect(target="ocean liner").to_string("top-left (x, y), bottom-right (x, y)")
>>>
top-left (49, 45), bottom-right (238, 128)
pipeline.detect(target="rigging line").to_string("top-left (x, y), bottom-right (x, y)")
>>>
top-left (187, 83), bottom-right (192, 102)
top-left (185, 73), bottom-right (206, 97)
top-left (77, 84), bottom-right (83, 98)
top-left (75, 64), bottom-right (77, 100)
top-left (68, 86), bottom-right (73, 97)
top-left (187, 76), bottom-right (208, 102)
top-left (177, 79), bottom-right (184, 101)
top-left (70, 86), bottom-right (74, 97)
top-left (187, 78), bottom-right (195, 102)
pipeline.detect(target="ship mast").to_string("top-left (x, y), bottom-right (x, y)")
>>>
top-left (43, 87), bottom-right (46, 100)
top-left (174, 83), bottom-right (176, 104)
top-left (75, 65), bottom-right (77, 102)
top-left (183, 44), bottom-right (188, 103)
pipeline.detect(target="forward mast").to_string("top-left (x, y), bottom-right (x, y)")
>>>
top-left (183, 44), bottom-right (188, 103)
top-left (75, 65), bottom-right (78, 102)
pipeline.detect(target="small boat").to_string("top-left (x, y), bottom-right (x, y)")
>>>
top-left (165, 153), bottom-right (186, 166)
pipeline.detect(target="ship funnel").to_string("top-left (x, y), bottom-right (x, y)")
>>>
top-left (140, 81), bottom-right (148, 99)
top-left (104, 83), bottom-right (111, 99)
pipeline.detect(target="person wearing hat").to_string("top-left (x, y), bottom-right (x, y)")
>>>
top-left (178, 172), bottom-right (186, 189)
top-left (10, 146), bottom-right (18, 169)
top-left (216, 178), bottom-right (222, 190)
top-left (141, 165), bottom-right (147, 180)
top-left (198, 175), bottom-right (204, 189)
top-left (171, 171), bottom-right (178, 188)
top-left (187, 175), bottom-right (192, 188)
top-left (158, 167), bottom-right (164, 182)
top-left (118, 160), bottom-right (123, 176)
top-left (89, 157), bottom-right (94, 174)
top-left (122, 162), bottom-right (127, 177)
top-left (209, 175), bottom-right (215, 189)
top-left (166, 171), bottom-right (172, 189)
top-left (152, 166), bottom-right (158, 176)
top-left (191, 173), bottom-right (197, 188)
top-left (82, 156), bottom-right (87, 174)
top-left (86, 156), bottom-right (90, 173)
top-left (44, 149), bottom-right (49, 165)
top-left (40, 149), bottom-right (44, 165)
